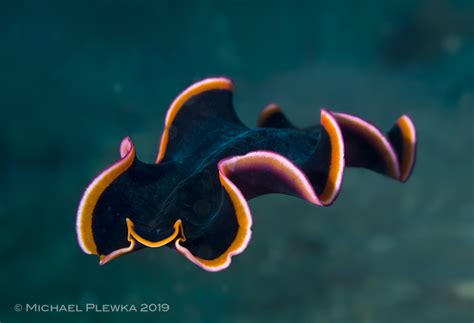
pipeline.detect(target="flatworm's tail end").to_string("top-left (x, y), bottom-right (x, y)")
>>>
top-left (332, 112), bottom-right (416, 183)
top-left (387, 115), bottom-right (417, 182)
top-left (255, 106), bottom-right (418, 204)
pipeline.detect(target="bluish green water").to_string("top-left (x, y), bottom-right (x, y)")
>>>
top-left (1, 1), bottom-right (473, 322)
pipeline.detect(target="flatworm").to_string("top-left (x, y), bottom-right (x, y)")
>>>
top-left (77, 77), bottom-right (417, 271)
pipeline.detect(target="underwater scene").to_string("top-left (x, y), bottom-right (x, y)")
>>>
top-left (1, 0), bottom-right (473, 322)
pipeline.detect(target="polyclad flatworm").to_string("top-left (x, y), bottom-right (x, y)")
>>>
top-left (76, 77), bottom-right (416, 271)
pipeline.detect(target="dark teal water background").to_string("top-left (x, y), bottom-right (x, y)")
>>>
top-left (1, 1), bottom-right (473, 322)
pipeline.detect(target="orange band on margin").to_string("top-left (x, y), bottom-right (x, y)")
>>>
top-left (397, 115), bottom-right (416, 182)
top-left (156, 78), bottom-right (233, 163)
top-left (319, 110), bottom-right (345, 205)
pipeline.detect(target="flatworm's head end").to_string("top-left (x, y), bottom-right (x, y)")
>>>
top-left (98, 236), bottom-right (137, 266)
top-left (76, 137), bottom-right (137, 260)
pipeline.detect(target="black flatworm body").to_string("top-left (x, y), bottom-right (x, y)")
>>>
top-left (77, 78), bottom-right (417, 271)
